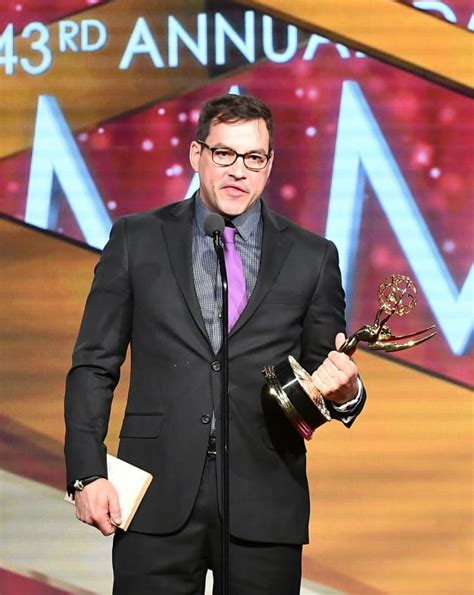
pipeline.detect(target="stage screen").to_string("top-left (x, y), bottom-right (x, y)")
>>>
top-left (1, 1), bottom-right (472, 594)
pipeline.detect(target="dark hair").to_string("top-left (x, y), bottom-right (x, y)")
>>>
top-left (197, 94), bottom-right (274, 151)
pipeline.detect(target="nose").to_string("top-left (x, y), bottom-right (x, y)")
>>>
top-left (228, 155), bottom-right (246, 178)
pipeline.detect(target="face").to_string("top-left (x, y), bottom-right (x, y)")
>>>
top-left (189, 118), bottom-right (274, 218)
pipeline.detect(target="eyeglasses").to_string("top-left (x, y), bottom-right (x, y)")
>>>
top-left (198, 141), bottom-right (272, 171)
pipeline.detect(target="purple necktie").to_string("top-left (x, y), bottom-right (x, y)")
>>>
top-left (222, 226), bottom-right (247, 331)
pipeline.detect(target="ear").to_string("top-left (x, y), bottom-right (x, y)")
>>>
top-left (189, 141), bottom-right (201, 173)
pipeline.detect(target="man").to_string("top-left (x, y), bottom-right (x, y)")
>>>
top-left (65, 94), bottom-right (365, 594)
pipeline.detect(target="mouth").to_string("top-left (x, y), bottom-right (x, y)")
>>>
top-left (221, 184), bottom-right (248, 197)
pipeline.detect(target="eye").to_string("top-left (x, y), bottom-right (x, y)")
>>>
top-left (246, 153), bottom-right (266, 165)
top-left (214, 148), bottom-right (234, 159)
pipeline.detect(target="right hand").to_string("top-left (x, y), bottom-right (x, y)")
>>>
top-left (74, 478), bottom-right (122, 536)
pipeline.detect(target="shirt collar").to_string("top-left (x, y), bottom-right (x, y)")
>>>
top-left (194, 193), bottom-right (261, 243)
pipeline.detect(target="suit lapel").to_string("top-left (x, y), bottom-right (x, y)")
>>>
top-left (161, 198), bottom-right (211, 348)
top-left (161, 198), bottom-right (293, 344)
top-left (230, 203), bottom-right (293, 336)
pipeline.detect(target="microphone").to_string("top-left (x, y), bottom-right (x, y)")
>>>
top-left (204, 213), bottom-right (225, 238)
top-left (203, 210), bottom-right (230, 592)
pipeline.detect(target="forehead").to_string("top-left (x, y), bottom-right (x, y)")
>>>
top-left (206, 119), bottom-right (270, 152)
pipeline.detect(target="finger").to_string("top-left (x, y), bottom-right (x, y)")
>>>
top-left (85, 494), bottom-right (111, 525)
top-left (318, 365), bottom-right (344, 393)
top-left (335, 332), bottom-right (346, 351)
top-left (98, 523), bottom-right (117, 536)
top-left (94, 513), bottom-right (118, 536)
top-left (314, 357), bottom-right (355, 395)
top-left (108, 493), bottom-right (122, 526)
top-left (312, 354), bottom-right (352, 391)
top-left (312, 366), bottom-right (338, 396)
top-left (328, 350), bottom-right (357, 375)
top-left (320, 356), bottom-right (341, 379)
top-left (310, 369), bottom-right (326, 394)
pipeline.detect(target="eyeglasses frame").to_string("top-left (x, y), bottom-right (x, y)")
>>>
top-left (197, 140), bottom-right (272, 172)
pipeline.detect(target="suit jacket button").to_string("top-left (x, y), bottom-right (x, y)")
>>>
top-left (201, 414), bottom-right (211, 424)
top-left (211, 360), bottom-right (221, 371)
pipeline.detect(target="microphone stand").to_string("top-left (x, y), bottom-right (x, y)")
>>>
top-left (211, 230), bottom-right (230, 595)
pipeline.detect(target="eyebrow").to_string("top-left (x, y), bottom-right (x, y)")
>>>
top-left (211, 142), bottom-right (268, 155)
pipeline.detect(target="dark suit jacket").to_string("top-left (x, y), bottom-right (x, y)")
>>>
top-left (64, 197), bottom-right (365, 544)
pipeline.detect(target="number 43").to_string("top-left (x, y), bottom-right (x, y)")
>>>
top-left (0, 22), bottom-right (52, 75)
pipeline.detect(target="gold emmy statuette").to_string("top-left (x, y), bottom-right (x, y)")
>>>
top-left (262, 275), bottom-right (436, 440)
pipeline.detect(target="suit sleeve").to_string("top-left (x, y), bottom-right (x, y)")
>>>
top-left (300, 240), bottom-right (366, 427)
top-left (64, 217), bottom-right (133, 485)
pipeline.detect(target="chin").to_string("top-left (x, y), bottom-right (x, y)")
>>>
top-left (218, 201), bottom-right (248, 218)
top-left (221, 208), bottom-right (243, 218)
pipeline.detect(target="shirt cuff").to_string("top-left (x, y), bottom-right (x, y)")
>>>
top-left (332, 377), bottom-right (363, 413)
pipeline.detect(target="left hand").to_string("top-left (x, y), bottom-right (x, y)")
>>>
top-left (311, 333), bottom-right (359, 405)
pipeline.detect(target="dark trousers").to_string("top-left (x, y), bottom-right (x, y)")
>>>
top-left (112, 456), bottom-right (302, 595)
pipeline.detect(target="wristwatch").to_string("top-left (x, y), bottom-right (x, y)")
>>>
top-left (67, 475), bottom-right (103, 497)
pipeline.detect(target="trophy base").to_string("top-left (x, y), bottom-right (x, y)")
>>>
top-left (262, 356), bottom-right (331, 440)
